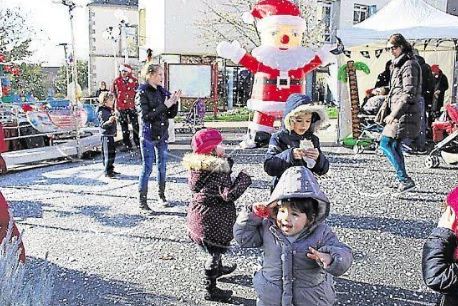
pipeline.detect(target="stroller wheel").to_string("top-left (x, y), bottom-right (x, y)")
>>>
top-left (353, 144), bottom-right (364, 154)
top-left (425, 156), bottom-right (440, 168)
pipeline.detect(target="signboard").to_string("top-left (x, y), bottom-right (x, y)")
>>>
top-left (168, 64), bottom-right (212, 98)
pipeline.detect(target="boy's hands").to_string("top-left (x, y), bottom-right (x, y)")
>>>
top-left (109, 115), bottom-right (117, 123)
top-left (307, 247), bottom-right (332, 268)
top-left (293, 148), bottom-right (306, 160)
top-left (293, 148), bottom-right (319, 161)
top-left (252, 203), bottom-right (273, 219)
top-left (438, 206), bottom-right (456, 230)
top-left (303, 148), bottom-right (319, 160)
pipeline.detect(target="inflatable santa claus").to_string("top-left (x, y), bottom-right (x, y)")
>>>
top-left (217, 0), bottom-right (332, 148)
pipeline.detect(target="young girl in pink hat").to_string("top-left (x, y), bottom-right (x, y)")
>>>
top-left (422, 185), bottom-right (458, 306)
top-left (182, 128), bottom-right (252, 302)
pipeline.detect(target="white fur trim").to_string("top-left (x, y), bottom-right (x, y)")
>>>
top-left (242, 11), bottom-right (255, 24)
top-left (284, 104), bottom-right (328, 132)
top-left (252, 46), bottom-right (316, 71)
top-left (257, 15), bottom-right (306, 32)
top-left (182, 153), bottom-right (231, 172)
top-left (119, 64), bottom-right (131, 73)
top-left (247, 99), bottom-right (286, 114)
top-left (248, 122), bottom-right (276, 133)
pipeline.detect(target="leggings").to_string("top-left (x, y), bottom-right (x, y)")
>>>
top-left (379, 135), bottom-right (409, 182)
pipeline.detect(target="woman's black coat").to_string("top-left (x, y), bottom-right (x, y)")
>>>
top-left (136, 83), bottom-right (178, 141)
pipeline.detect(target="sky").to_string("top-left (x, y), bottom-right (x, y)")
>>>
top-left (1, 0), bottom-right (90, 67)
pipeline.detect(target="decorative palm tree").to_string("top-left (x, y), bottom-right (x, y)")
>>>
top-left (338, 61), bottom-right (370, 138)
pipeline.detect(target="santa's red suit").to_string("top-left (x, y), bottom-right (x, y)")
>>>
top-left (112, 75), bottom-right (138, 111)
top-left (238, 45), bottom-right (323, 133)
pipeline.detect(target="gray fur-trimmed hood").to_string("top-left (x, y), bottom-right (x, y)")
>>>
top-left (182, 153), bottom-right (231, 173)
top-left (283, 94), bottom-right (328, 133)
top-left (268, 166), bottom-right (330, 225)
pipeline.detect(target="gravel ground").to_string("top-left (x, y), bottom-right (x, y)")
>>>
top-left (1, 131), bottom-right (456, 306)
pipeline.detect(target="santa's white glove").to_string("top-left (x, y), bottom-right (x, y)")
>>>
top-left (216, 41), bottom-right (246, 63)
top-left (316, 45), bottom-right (337, 67)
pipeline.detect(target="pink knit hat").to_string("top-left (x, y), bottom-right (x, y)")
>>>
top-left (191, 128), bottom-right (223, 154)
top-left (446, 186), bottom-right (458, 259)
top-left (447, 186), bottom-right (458, 223)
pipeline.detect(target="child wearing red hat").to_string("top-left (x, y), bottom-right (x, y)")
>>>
top-left (182, 128), bottom-right (252, 302)
top-left (422, 185), bottom-right (458, 305)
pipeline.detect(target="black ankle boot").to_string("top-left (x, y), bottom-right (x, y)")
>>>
top-left (217, 261), bottom-right (237, 278)
top-left (204, 269), bottom-right (232, 302)
top-left (138, 192), bottom-right (151, 211)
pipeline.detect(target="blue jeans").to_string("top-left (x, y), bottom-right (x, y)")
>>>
top-left (380, 135), bottom-right (409, 182)
top-left (101, 136), bottom-right (115, 175)
top-left (138, 124), bottom-right (168, 194)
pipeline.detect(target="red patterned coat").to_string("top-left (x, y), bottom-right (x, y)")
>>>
top-left (112, 76), bottom-right (138, 111)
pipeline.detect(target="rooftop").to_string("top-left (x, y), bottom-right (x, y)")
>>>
top-left (88, 0), bottom-right (138, 6)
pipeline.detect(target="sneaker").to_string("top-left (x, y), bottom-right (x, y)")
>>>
top-left (398, 179), bottom-right (415, 192)
top-left (158, 195), bottom-right (172, 208)
top-left (217, 263), bottom-right (237, 278)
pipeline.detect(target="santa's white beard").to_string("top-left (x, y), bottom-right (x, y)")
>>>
top-left (251, 45), bottom-right (317, 71)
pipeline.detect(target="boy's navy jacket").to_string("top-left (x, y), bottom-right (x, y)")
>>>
top-left (136, 83), bottom-right (178, 141)
top-left (264, 94), bottom-right (329, 188)
top-left (97, 106), bottom-right (117, 137)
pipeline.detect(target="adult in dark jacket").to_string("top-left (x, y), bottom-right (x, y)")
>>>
top-left (182, 128), bottom-right (252, 302)
top-left (379, 33), bottom-right (421, 192)
top-left (422, 186), bottom-right (458, 306)
top-left (374, 59), bottom-right (392, 89)
top-left (136, 64), bottom-right (180, 211)
top-left (264, 94), bottom-right (329, 190)
top-left (431, 64), bottom-right (449, 119)
top-left (95, 81), bottom-right (109, 99)
top-left (404, 52), bottom-right (433, 152)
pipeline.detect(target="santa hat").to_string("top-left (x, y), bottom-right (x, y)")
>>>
top-left (191, 128), bottom-right (223, 154)
top-left (431, 64), bottom-right (441, 74)
top-left (119, 64), bottom-right (132, 73)
top-left (242, 0), bottom-right (306, 33)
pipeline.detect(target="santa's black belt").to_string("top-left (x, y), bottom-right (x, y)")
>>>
top-left (258, 78), bottom-right (302, 85)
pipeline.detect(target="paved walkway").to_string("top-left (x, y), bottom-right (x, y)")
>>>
top-left (175, 119), bottom-right (338, 145)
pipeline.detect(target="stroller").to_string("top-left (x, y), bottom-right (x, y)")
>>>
top-left (182, 98), bottom-right (206, 133)
top-left (350, 114), bottom-right (384, 154)
top-left (424, 103), bottom-right (458, 168)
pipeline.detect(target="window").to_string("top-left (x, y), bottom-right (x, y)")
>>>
top-left (353, 4), bottom-right (369, 24)
top-left (321, 1), bottom-right (333, 42)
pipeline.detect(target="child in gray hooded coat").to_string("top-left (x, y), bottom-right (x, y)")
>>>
top-left (234, 166), bottom-right (353, 306)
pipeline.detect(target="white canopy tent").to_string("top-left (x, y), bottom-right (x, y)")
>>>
top-left (335, 0), bottom-right (458, 140)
